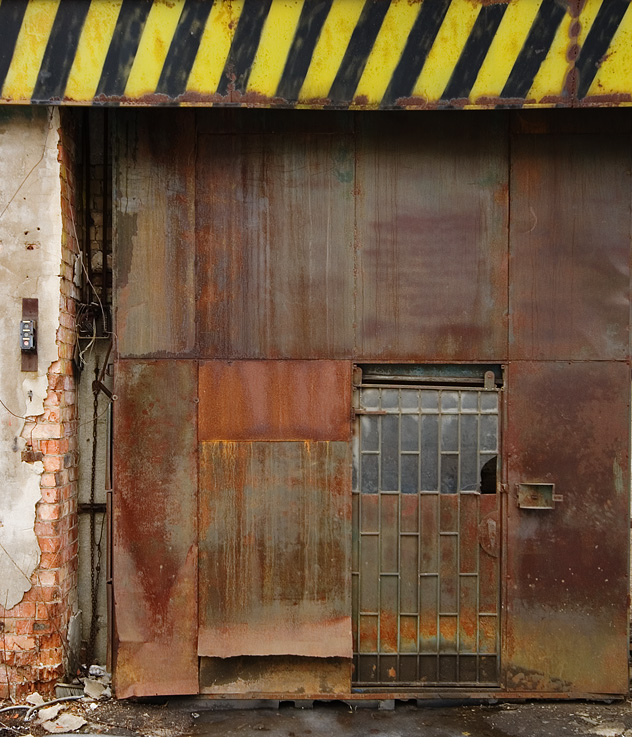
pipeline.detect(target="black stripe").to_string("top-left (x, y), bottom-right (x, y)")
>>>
top-left (217, 0), bottom-right (273, 97)
top-left (327, 0), bottom-right (391, 105)
top-left (0, 0), bottom-right (29, 94)
top-left (500, 0), bottom-right (566, 100)
top-left (441, 3), bottom-right (507, 102)
top-left (576, 0), bottom-right (629, 99)
top-left (95, 0), bottom-right (153, 98)
top-left (32, 0), bottom-right (91, 102)
top-left (156, 0), bottom-right (213, 99)
top-left (275, 0), bottom-right (333, 102)
top-left (381, 0), bottom-right (451, 108)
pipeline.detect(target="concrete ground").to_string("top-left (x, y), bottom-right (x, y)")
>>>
top-left (182, 700), bottom-right (632, 737)
top-left (4, 697), bottom-right (632, 737)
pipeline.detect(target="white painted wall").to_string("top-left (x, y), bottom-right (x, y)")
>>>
top-left (0, 107), bottom-right (62, 610)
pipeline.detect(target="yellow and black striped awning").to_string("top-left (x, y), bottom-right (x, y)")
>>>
top-left (1, 0), bottom-right (631, 108)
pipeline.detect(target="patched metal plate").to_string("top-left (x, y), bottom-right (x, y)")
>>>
top-left (199, 360), bottom-right (352, 441)
top-left (509, 132), bottom-right (631, 360)
top-left (355, 114), bottom-right (508, 362)
top-left (114, 111), bottom-right (196, 357)
top-left (113, 360), bottom-right (198, 697)
top-left (195, 126), bottom-right (355, 359)
top-left (504, 361), bottom-right (630, 695)
top-left (198, 441), bottom-right (352, 659)
top-left (199, 656), bottom-right (352, 695)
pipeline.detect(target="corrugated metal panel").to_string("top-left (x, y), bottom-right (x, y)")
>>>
top-left (114, 110), bottom-right (196, 357)
top-left (2, 0), bottom-right (632, 109)
top-left (198, 441), bottom-right (352, 659)
top-left (199, 360), bottom-right (352, 441)
top-left (504, 361), bottom-right (630, 695)
top-left (509, 130), bottom-right (631, 360)
top-left (196, 126), bottom-right (355, 359)
top-left (113, 360), bottom-right (198, 697)
top-left (355, 113), bottom-right (508, 362)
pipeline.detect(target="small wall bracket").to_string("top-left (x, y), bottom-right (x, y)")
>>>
top-left (21, 298), bottom-right (38, 372)
top-left (517, 483), bottom-right (563, 510)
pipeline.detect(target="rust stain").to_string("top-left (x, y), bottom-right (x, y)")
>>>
top-left (113, 360), bottom-right (198, 697)
top-left (198, 360), bottom-right (352, 441)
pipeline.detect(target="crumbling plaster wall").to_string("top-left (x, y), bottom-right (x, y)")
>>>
top-left (0, 107), bottom-right (62, 609)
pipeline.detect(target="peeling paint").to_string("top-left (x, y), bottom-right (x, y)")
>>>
top-left (0, 107), bottom-right (62, 610)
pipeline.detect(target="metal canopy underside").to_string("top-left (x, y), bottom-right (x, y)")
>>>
top-left (1, 0), bottom-right (631, 109)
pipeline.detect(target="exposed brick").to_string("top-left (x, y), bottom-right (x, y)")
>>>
top-left (40, 437), bottom-right (69, 454)
top-left (4, 110), bottom-right (90, 700)
top-left (31, 423), bottom-right (63, 441)
top-left (3, 635), bottom-right (36, 651)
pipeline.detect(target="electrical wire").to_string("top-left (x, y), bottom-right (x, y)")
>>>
top-left (0, 398), bottom-right (28, 420)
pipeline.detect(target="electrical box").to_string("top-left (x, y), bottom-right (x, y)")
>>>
top-left (20, 319), bottom-right (36, 351)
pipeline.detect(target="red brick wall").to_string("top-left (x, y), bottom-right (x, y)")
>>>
top-left (0, 112), bottom-right (80, 700)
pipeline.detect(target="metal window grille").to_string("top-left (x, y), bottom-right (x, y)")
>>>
top-left (352, 386), bottom-right (500, 687)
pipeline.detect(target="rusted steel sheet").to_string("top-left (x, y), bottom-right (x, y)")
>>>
top-left (199, 657), bottom-right (352, 695)
top-left (113, 360), bottom-right (198, 697)
top-left (114, 110), bottom-right (196, 358)
top-left (355, 113), bottom-right (508, 362)
top-left (198, 441), bottom-right (352, 659)
top-left (504, 361), bottom-right (630, 695)
top-left (2, 0), bottom-right (632, 109)
top-left (196, 125), bottom-right (355, 359)
top-left (509, 129), bottom-right (631, 361)
top-left (199, 360), bottom-right (352, 441)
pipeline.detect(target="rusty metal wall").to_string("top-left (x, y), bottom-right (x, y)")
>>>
top-left (198, 441), bottom-right (352, 660)
top-left (112, 108), bottom-right (632, 699)
top-left (112, 360), bottom-right (198, 698)
top-left (199, 361), bottom-right (351, 441)
top-left (114, 110), bottom-right (196, 358)
top-left (504, 361), bottom-right (630, 695)
top-left (509, 114), bottom-right (632, 361)
top-left (355, 113), bottom-right (508, 362)
top-left (195, 119), bottom-right (355, 359)
top-left (194, 111), bottom-right (509, 362)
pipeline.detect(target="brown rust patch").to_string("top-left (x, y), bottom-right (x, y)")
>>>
top-left (198, 360), bottom-right (352, 441)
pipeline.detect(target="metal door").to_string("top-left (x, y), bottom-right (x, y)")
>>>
top-left (352, 375), bottom-right (501, 687)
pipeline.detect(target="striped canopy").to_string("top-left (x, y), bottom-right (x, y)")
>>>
top-left (0, 0), bottom-right (630, 108)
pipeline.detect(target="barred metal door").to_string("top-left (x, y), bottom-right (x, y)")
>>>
top-left (352, 383), bottom-right (501, 687)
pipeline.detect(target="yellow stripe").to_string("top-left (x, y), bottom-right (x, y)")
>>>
top-left (64, 0), bottom-right (124, 102)
top-left (412, 0), bottom-right (480, 101)
top-left (124, 0), bottom-right (185, 98)
top-left (2, 0), bottom-right (60, 101)
top-left (353, 0), bottom-right (421, 106)
top-left (587, 1), bottom-right (632, 98)
top-left (299, 0), bottom-right (365, 101)
top-left (469, 0), bottom-right (543, 102)
top-left (248, 0), bottom-right (305, 97)
top-left (527, 8), bottom-right (571, 103)
top-left (187, 0), bottom-right (245, 96)
top-left (1, 0), bottom-right (632, 107)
